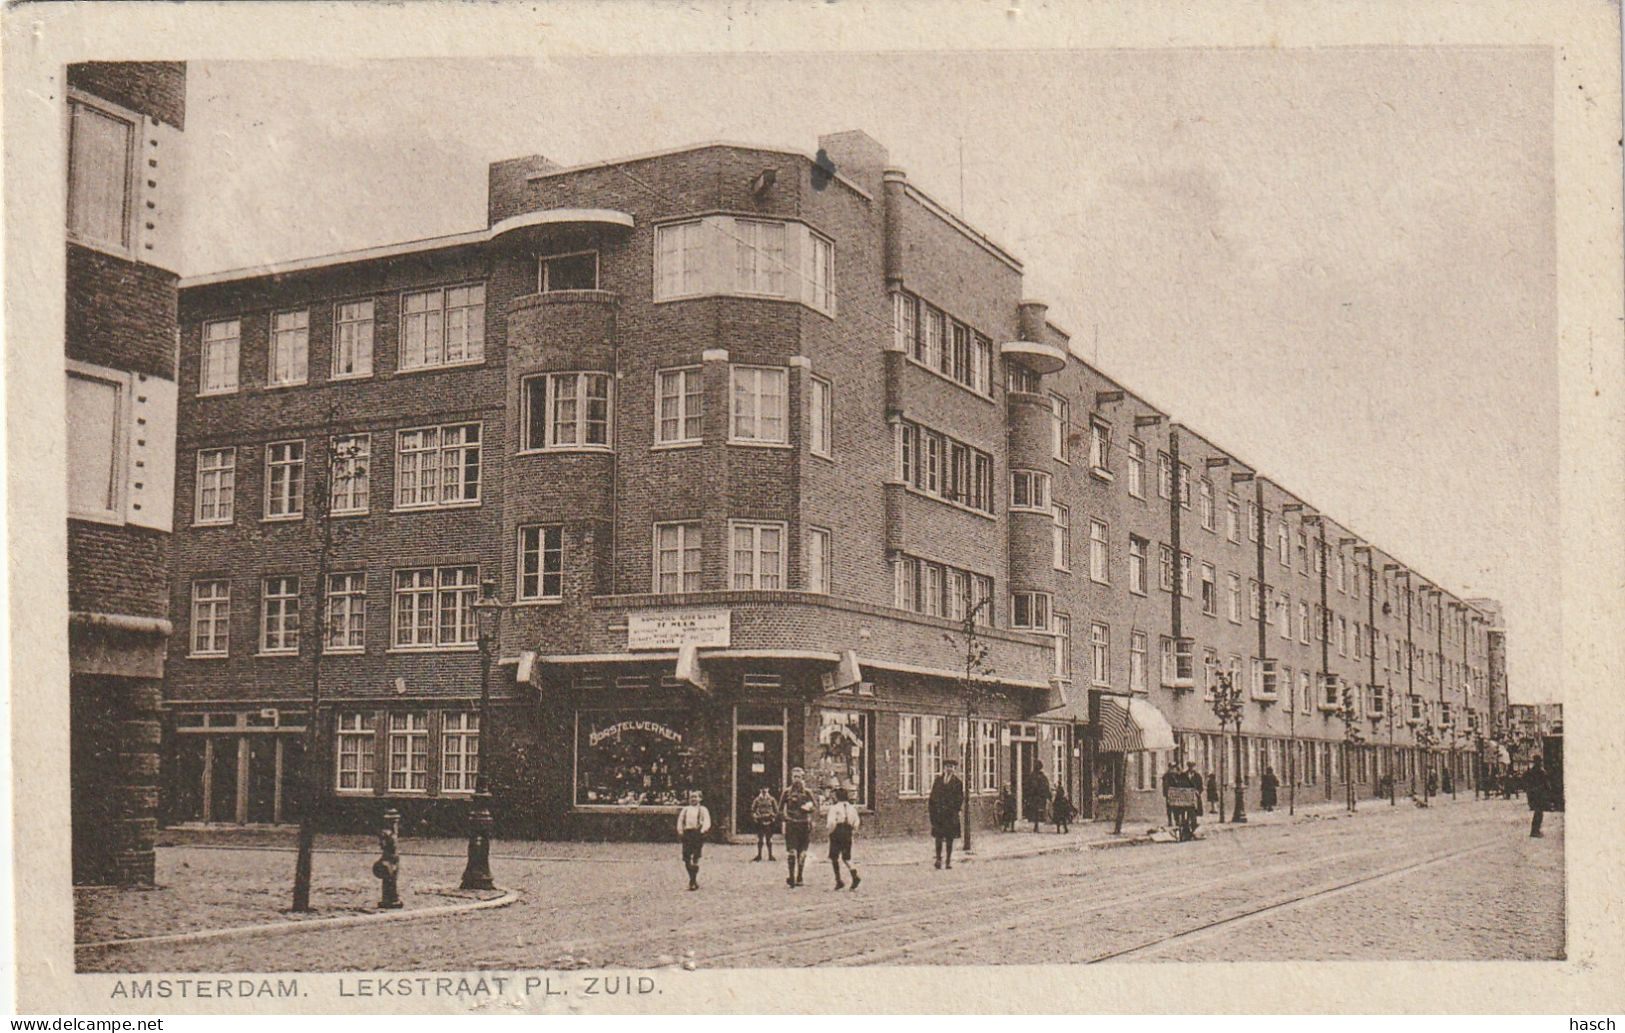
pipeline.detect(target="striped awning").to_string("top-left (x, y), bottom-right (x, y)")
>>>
top-left (1095, 696), bottom-right (1177, 753)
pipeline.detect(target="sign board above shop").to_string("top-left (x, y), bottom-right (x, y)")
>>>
top-left (627, 609), bottom-right (732, 651)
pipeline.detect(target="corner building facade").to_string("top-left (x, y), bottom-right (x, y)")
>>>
top-left (166, 130), bottom-right (1503, 839)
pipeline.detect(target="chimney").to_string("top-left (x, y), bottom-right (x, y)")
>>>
top-left (488, 153), bottom-right (561, 225)
top-left (816, 130), bottom-right (888, 199)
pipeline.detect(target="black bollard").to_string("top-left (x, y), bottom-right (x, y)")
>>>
top-left (373, 807), bottom-right (403, 910)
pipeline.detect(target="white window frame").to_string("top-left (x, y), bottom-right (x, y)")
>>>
top-left (335, 713), bottom-right (376, 792)
top-left (324, 571), bottom-right (366, 653)
top-left (259, 575), bottom-right (301, 655)
top-left (399, 283), bottom-right (486, 371)
top-left (1226, 495), bottom-right (1241, 542)
top-left (729, 520), bottom-right (786, 590)
top-left (1227, 573), bottom-right (1243, 623)
top-left (329, 434), bottom-right (370, 516)
top-left (194, 447), bottom-right (236, 526)
top-left (729, 365), bottom-right (788, 444)
top-left (539, 249), bottom-right (600, 293)
top-left (1090, 621), bottom-right (1110, 686)
top-left (1128, 536), bottom-right (1147, 595)
top-left (1088, 519), bottom-right (1110, 584)
top-left (200, 319), bottom-right (241, 396)
top-left (1131, 632), bottom-right (1149, 694)
top-left (654, 521), bottom-right (703, 594)
top-left (1089, 418), bottom-right (1112, 475)
top-left (1199, 478), bottom-right (1215, 530)
top-left (1050, 394), bottom-right (1069, 462)
top-left (899, 715), bottom-right (921, 796)
top-left (263, 440), bottom-right (305, 520)
top-left (1201, 562), bottom-right (1217, 616)
top-left (805, 231), bottom-right (835, 315)
top-left (734, 218), bottom-right (788, 296)
top-left (806, 526), bottom-right (831, 594)
top-left (1126, 439), bottom-right (1145, 498)
top-left (189, 579), bottom-right (231, 657)
top-left (388, 712), bottom-right (430, 793)
top-left (332, 299), bottom-right (375, 379)
top-left (1052, 503), bottom-right (1071, 571)
top-left (66, 364), bottom-right (131, 525)
top-left (66, 91), bottom-right (140, 257)
top-left (268, 309), bottom-right (310, 388)
top-left (394, 423), bottom-right (482, 510)
top-left (809, 375), bottom-right (833, 458)
top-left (391, 566), bottom-right (479, 650)
top-left (1010, 469), bottom-right (1051, 512)
top-left (1055, 613), bottom-right (1072, 679)
top-left (522, 372), bottom-right (613, 451)
top-left (518, 524), bottom-right (564, 602)
top-left (655, 220), bottom-right (707, 300)
top-left (655, 367), bottom-right (703, 446)
top-left (1011, 591), bottom-right (1052, 631)
top-left (441, 712), bottom-right (480, 794)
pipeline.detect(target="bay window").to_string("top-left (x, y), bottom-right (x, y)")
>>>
top-left (729, 521), bottom-right (785, 590)
top-left (654, 522), bottom-right (702, 594)
top-left (730, 365), bottom-right (787, 443)
top-left (523, 372), bottom-right (612, 450)
top-left (656, 367), bottom-right (703, 444)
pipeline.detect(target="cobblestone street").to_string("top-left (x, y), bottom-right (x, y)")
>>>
top-left (77, 798), bottom-right (1562, 971)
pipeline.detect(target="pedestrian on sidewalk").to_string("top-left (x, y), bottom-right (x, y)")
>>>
top-left (1205, 770), bottom-right (1220, 815)
top-left (929, 758), bottom-right (965, 869)
top-left (1026, 763), bottom-right (1051, 833)
top-left (750, 785), bottom-right (779, 862)
top-left (1161, 761), bottom-right (1182, 827)
top-left (1183, 761), bottom-right (1204, 831)
top-left (1260, 766), bottom-right (1279, 812)
top-left (676, 790), bottom-right (712, 891)
top-left (1523, 757), bottom-right (1549, 838)
top-left (997, 784), bottom-right (1016, 832)
top-left (825, 787), bottom-right (862, 891)
top-left (779, 768), bottom-right (817, 888)
top-left (1051, 785), bottom-right (1072, 834)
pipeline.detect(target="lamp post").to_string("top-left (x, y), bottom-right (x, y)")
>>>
top-left (459, 576), bottom-right (503, 891)
top-left (1386, 681), bottom-right (1398, 806)
top-left (1414, 707), bottom-right (1438, 807)
top-left (1206, 658), bottom-right (1244, 823)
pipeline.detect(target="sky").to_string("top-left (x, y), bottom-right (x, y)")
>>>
top-left (179, 51), bottom-right (1556, 702)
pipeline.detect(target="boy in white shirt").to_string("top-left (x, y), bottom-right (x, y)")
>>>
top-left (676, 790), bottom-right (712, 891)
top-left (825, 786), bottom-right (861, 891)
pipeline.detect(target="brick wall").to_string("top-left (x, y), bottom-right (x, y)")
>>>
top-left (67, 62), bottom-right (186, 128)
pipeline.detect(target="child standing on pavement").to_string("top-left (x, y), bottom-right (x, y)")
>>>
top-left (825, 787), bottom-right (862, 891)
top-left (1051, 786), bottom-right (1072, 834)
top-left (750, 785), bottom-right (779, 861)
top-left (676, 790), bottom-right (711, 891)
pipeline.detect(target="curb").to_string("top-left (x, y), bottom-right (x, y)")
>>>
top-left (76, 887), bottom-right (519, 952)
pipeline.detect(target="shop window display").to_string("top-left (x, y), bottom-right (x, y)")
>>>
top-left (814, 709), bottom-right (872, 808)
top-left (574, 711), bottom-right (696, 808)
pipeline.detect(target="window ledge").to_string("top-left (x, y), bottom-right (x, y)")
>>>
top-left (1088, 467), bottom-right (1115, 483)
top-left (263, 380), bottom-right (309, 392)
top-left (330, 509), bottom-right (369, 519)
top-left (513, 598), bottom-right (565, 607)
top-left (386, 646), bottom-right (479, 655)
top-left (323, 648), bottom-right (366, 657)
top-left (255, 651), bottom-right (300, 659)
top-left (392, 359), bottom-right (487, 378)
top-left (650, 440), bottom-right (703, 451)
top-left (261, 514), bottom-right (304, 524)
top-left (191, 520), bottom-right (235, 529)
top-left (187, 653), bottom-right (229, 661)
top-left (329, 371), bottom-right (374, 383)
top-left (197, 388), bottom-right (240, 399)
top-left (517, 445), bottom-right (615, 456)
top-left (389, 501), bottom-right (483, 514)
top-left (727, 440), bottom-right (793, 450)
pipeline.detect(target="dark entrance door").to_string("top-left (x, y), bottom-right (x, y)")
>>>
top-left (246, 736), bottom-right (279, 823)
top-left (735, 729), bottom-right (784, 833)
top-left (208, 735), bottom-right (239, 823)
top-left (173, 736), bottom-right (207, 822)
top-left (281, 735), bottom-right (306, 822)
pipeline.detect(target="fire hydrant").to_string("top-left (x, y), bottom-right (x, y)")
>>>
top-left (1232, 781), bottom-right (1248, 823)
top-left (372, 808), bottom-right (403, 909)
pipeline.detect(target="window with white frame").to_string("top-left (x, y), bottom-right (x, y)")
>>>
top-left (809, 375), bottom-right (833, 457)
top-left (1090, 622), bottom-right (1110, 685)
top-left (268, 310), bottom-right (309, 387)
top-left (806, 231), bottom-right (835, 314)
top-left (1201, 563), bottom-right (1217, 616)
top-left (735, 219), bottom-right (787, 296)
top-left (441, 712), bottom-right (480, 793)
top-left (1227, 573), bottom-right (1243, 623)
top-left (1278, 593), bottom-right (1292, 639)
top-left (1055, 613), bottom-right (1072, 679)
top-left (1131, 631), bottom-right (1148, 693)
top-left (1226, 495), bottom-right (1241, 542)
top-left (1128, 536), bottom-right (1147, 595)
top-left (730, 366), bottom-right (787, 443)
top-left (333, 300), bottom-right (375, 378)
top-left (1301, 670), bottom-right (1313, 715)
top-left (329, 434), bottom-right (369, 515)
top-left (201, 319), bottom-right (241, 395)
top-left (335, 713), bottom-right (375, 791)
top-left (1089, 418), bottom-right (1112, 474)
top-left (1300, 601), bottom-right (1311, 643)
top-left (972, 575), bottom-right (993, 625)
top-left (1050, 395), bottom-right (1069, 461)
top-left (1202, 647), bottom-right (1219, 698)
top-left (67, 94), bottom-right (138, 253)
top-left (194, 447), bottom-right (236, 525)
top-left (945, 568), bottom-right (968, 621)
top-left (1199, 478), bottom-right (1215, 530)
top-left (1278, 519), bottom-right (1291, 567)
top-left (977, 720), bottom-right (1000, 793)
top-left (655, 367), bottom-right (703, 445)
top-left (1159, 544), bottom-right (1175, 593)
top-left (190, 580), bottom-right (230, 656)
top-left (656, 221), bottom-right (707, 299)
top-left (1089, 519), bottom-right (1110, 584)
top-left (264, 441), bottom-right (305, 519)
top-left (388, 713), bottom-right (430, 792)
top-left (899, 715), bottom-right (921, 796)
top-left (806, 526), bottom-right (831, 594)
top-left (540, 251), bottom-right (598, 292)
top-left (324, 571), bottom-right (366, 652)
top-left (260, 575), bottom-right (300, 654)
top-left (1159, 637), bottom-right (1176, 686)
top-left (1179, 552), bottom-right (1193, 598)
top-left (921, 305), bottom-right (946, 371)
top-left (518, 525), bottom-right (564, 601)
top-left (522, 372), bottom-right (612, 450)
top-left (1127, 439), bottom-right (1145, 498)
top-left (1011, 469), bottom-right (1051, 511)
top-left (392, 566), bottom-right (478, 649)
top-left (896, 420), bottom-right (993, 512)
top-left (1007, 363), bottom-right (1041, 395)
top-left (1052, 503), bottom-right (1071, 571)
top-left (400, 284), bottom-right (485, 370)
top-left (654, 522), bottom-right (702, 594)
top-left (395, 424), bottom-right (481, 508)
top-left (1249, 579), bottom-right (1262, 620)
top-left (1178, 463), bottom-right (1193, 508)
top-left (1157, 452), bottom-right (1173, 500)
top-left (730, 521), bottom-right (785, 590)
top-left (1011, 591), bottom-right (1052, 631)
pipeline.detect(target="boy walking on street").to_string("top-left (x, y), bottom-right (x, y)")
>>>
top-left (750, 785), bottom-right (779, 861)
top-left (676, 790), bottom-right (712, 891)
top-left (826, 787), bottom-right (862, 891)
top-left (779, 767), bottom-right (817, 888)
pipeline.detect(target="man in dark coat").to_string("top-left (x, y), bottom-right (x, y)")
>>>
top-left (928, 758), bottom-right (965, 868)
top-left (1025, 763), bottom-right (1051, 832)
top-left (1205, 771), bottom-right (1220, 814)
top-left (1260, 765), bottom-right (1280, 812)
top-left (1524, 757), bottom-right (1549, 838)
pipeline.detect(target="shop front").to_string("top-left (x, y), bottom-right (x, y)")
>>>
top-left (164, 708), bottom-right (308, 826)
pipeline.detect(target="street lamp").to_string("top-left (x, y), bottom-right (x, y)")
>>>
top-left (1205, 656), bottom-right (1245, 823)
top-left (460, 576), bottom-right (503, 891)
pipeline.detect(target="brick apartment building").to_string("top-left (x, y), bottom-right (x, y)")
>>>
top-left (65, 62), bottom-right (186, 882)
top-left (163, 129), bottom-right (1503, 840)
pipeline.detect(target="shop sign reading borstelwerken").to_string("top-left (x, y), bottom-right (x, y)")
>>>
top-left (626, 609), bottom-right (732, 650)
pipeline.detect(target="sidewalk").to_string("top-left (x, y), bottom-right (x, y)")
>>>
top-left (156, 791), bottom-right (1494, 869)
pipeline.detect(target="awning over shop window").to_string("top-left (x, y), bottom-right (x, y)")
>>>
top-left (1095, 696), bottom-right (1176, 753)
top-left (1037, 681), bottom-right (1089, 723)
